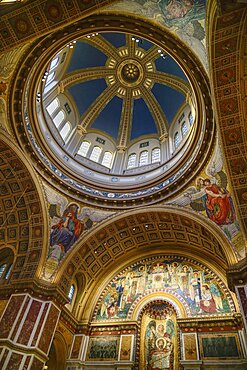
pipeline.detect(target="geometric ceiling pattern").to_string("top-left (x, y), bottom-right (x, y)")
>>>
top-left (210, 4), bottom-right (247, 237)
top-left (0, 139), bottom-right (44, 281)
top-left (63, 33), bottom-right (189, 143)
top-left (57, 209), bottom-right (236, 297)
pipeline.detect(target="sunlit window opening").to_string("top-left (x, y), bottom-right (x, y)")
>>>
top-left (152, 147), bottom-right (160, 163)
top-left (181, 121), bottom-right (188, 138)
top-left (60, 122), bottom-right (71, 141)
top-left (68, 284), bottom-right (75, 303)
top-left (78, 141), bottom-right (90, 157)
top-left (174, 132), bottom-right (180, 148)
top-left (46, 98), bottom-right (59, 116)
top-left (90, 146), bottom-right (102, 162)
top-left (50, 56), bottom-right (59, 70)
top-left (46, 71), bottom-right (55, 85)
top-left (5, 264), bottom-right (12, 280)
top-left (102, 151), bottom-right (113, 168)
top-left (127, 153), bottom-right (137, 169)
top-left (189, 112), bottom-right (194, 125)
top-left (0, 264), bottom-right (7, 278)
top-left (53, 110), bottom-right (65, 128)
top-left (139, 150), bottom-right (148, 166)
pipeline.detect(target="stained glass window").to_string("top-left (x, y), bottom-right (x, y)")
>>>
top-left (181, 121), bottom-right (188, 138)
top-left (68, 284), bottom-right (75, 302)
top-left (78, 141), bottom-right (90, 157)
top-left (90, 146), bottom-right (102, 162)
top-left (152, 148), bottom-right (160, 163)
top-left (50, 57), bottom-right (59, 70)
top-left (174, 132), bottom-right (180, 148)
top-left (5, 264), bottom-right (12, 279)
top-left (46, 71), bottom-right (55, 85)
top-left (60, 122), bottom-right (71, 141)
top-left (53, 110), bottom-right (65, 128)
top-left (0, 263), bottom-right (6, 278)
top-left (139, 150), bottom-right (148, 166)
top-left (47, 98), bottom-right (59, 116)
top-left (189, 112), bottom-right (194, 125)
top-left (102, 151), bottom-right (113, 168)
top-left (127, 153), bottom-right (136, 169)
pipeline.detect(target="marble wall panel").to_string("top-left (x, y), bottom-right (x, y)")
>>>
top-left (70, 335), bottom-right (83, 359)
top-left (0, 348), bottom-right (9, 369)
top-left (31, 303), bottom-right (49, 346)
top-left (38, 304), bottom-right (60, 354)
top-left (0, 295), bottom-right (25, 339)
top-left (30, 356), bottom-right (44, 370)
top-left (17, 299), bottom-right (42, 345)
top-left (6, 351), bottom-right (23, 370)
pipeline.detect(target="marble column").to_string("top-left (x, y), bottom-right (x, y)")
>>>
top-left (0, 293), bottom-right (60, 370)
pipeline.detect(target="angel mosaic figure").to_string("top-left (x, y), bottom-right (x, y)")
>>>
top-left (169, 144), bottom-right (237, 229)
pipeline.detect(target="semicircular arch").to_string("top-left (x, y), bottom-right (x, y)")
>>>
top-left (54, 206), bottom-right (238, 320)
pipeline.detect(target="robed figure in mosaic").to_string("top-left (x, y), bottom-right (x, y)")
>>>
top-left (142, 304), bottom-right (177, 370)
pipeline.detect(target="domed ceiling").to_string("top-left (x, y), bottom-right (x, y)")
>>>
top-left (12, 16), bottom-right (214, 208)
top-left (62, 32), bottom-right (188, 141)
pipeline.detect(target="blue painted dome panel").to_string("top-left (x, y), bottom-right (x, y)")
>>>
top-left (155, 55), bottom-right (187, 80)
top-left (101, 32), bottom-right (126, 48)
top-left (91, 96), bottom-right (122, 139)
top-left (68, 79), bottom-right (107, 117)
top-left (131, 99), bottom-right (158, 140)
top-left (152, 83), bottom-right (185, 124)
top-left (66, 41), bottom-right (108, 74)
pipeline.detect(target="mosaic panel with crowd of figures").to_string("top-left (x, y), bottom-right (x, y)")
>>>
top-left (94, 256), bottom-right (234, 321)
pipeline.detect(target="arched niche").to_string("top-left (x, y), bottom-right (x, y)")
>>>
top-left (45, 332), bottom-right (68, 370)
top-left (137, 299), bottom-right (179, 370)
top-left (0, 133), bottom-right (48, 281)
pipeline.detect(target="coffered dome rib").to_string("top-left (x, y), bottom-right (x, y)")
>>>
top-left (61, 67), bottom-right (114, 89)
top-left (118, 88), bottom-right (133, 148)
top-left (126, 33), bottom-right (137, 57)
top-left (139, 85), bottom-right (169, 137)
top-left (148, 71), bottom-right (190, 96)
top-left (142, 45), bottom-right (161, 63)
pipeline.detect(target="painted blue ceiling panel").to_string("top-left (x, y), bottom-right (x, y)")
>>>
top-left (131, 98), bottom-right (158, 140)
top-left (66, 41), bottom-right (108, 74)
top-left (68, 79), bottom-right (107, 117)
top-left (91, 96), bottom-right (122, 139)
top-left (155, 55), bottom-right (187, 80)
top-left (136, 38), bottom-right (153, 51)
top-left (152, 83), bottom-right (185, 124)
top-left (101, 32), bottom-right (126, 48)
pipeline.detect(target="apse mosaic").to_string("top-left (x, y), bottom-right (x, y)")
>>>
top-left (106, 0), bottom-right (208, 69)
top-left (168, 140), bottom-right (245, 257)
top-left (94, 256), bottom-right (233, 321)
